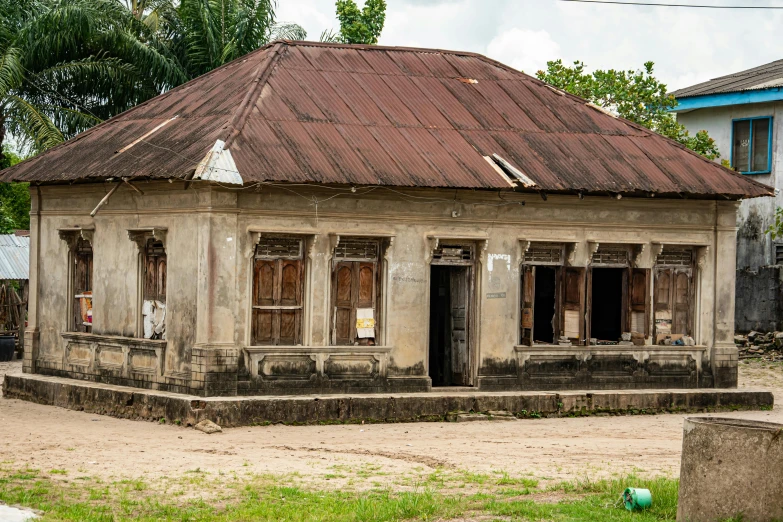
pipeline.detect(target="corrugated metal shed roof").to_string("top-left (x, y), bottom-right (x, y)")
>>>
top-left (672, 58), bottom-right (783, 99)
top-left (0, 41), bottom-right (771, 200)
top-left (0, 235), bottom-right (29, 280)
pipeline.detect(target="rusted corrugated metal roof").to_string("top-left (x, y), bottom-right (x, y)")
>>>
top-left (0, 235), bottom-right (29, 280)
top-left (0, 41), bottom-right (771, 199)
top-left (672, 58), bottom-right (783, 99)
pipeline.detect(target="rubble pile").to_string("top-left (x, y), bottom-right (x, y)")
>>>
top-left (734, 331), bottom-right (783, 361)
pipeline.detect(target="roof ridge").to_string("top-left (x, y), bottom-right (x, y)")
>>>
top-left (223, 42), bottom-right (285, 148)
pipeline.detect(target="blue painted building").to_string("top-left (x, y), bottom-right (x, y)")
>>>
top-left (673, 60), bottom-right (783, 331)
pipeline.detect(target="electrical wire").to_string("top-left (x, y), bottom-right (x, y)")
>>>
top-left (558, 0), bottom-right (783, 8)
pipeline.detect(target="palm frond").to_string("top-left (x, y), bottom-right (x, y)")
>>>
top-left (270, 23), bottom-right (307, 42)
top-left (0, 46), bottom-right (24, 98)
top-left (318, 28), bottom-right (341, 43)
top-left (4, 94), bottom-right (64, 152)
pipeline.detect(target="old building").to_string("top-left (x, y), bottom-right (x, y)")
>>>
top-left (1, 41), bottom-right (771, 397)
top-left (672, 62), bottom-right (783, 331)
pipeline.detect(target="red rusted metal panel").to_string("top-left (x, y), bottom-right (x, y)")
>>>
top-left (0, 40), bottom-right (771, 200)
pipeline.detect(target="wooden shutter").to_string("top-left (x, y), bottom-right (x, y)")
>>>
top-left (331, 260), bottom-right (379, 346)
top-left (520, 266), bottom-right (534, 345)
top-left (654, 268), bottom-right (672, 339)
top-left (331, 238), bottom-right (381, 346)
top-left (561, 267), bottom-right (585, 345)
top-left (333, 261), bottom-right (354, 345)
top-left (143, 240), bottom-right (167, 303)
top-left (73, 239), bottom-right (93, 332)
top-left (628, 268), bottom-right (650, 336)
top-left (584, 268), bottom-right (593, 344)
top-left (253, 259), bottom-right (275, 344)
top-left (672, 270), bottom-right (691, 336)
top-left (252, 258), bottom-right (304, 345)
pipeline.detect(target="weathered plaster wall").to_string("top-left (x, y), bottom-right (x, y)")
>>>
top-left (25, 181), bottom-right (740, 395)
top-left (677, 102), bottom-right (782, 269)
top-left (30, 183), bottom-right (199, 391)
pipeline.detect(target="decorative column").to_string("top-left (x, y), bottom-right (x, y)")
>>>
top-left (23, 187), bottom-right (41, 374)
top-left (190, 189), bottom-right (240, 396)
top-left (712, 202), bottom-right (740, 388)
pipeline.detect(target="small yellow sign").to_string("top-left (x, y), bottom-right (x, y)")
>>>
top-left (356, 318), bottom-right (376, 329)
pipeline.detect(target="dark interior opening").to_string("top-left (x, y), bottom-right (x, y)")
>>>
top-left (590, 268), bottom-right (624, 342)
top-left (429, 265), bottom-right (470, 387)
top-left (533, 266), bottom-right (556, 344)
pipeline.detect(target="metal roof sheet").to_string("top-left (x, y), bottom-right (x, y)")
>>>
top-left (672, 58), bottom-right (783, 99)
top-left (0, 40), bottom-right (772, 200)
top-left (0, 235), bottom-right (29, 280)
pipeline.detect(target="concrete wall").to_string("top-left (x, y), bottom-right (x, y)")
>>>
top-left (735, 265), bottom-right (783, 333)
top-left (24, 181), bottom-right (741, 395)
top-left (678, 417), bottom-right (783, 522)
top-left (677, 102), bottom-right (782, 269)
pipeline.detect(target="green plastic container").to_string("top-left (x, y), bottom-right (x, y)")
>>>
top-left (622, 487), bottom-right (652, 511)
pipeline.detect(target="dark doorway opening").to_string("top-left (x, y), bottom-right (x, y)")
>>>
top-left (429, 265), bottom-right (471, 387)
top-left (533, 267), bottom-right (557, 344)
top-left (590, 268), bottom-right (624, 342)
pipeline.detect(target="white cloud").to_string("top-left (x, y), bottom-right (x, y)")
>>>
top-left (274, 0), bottom-right (783, 92)
top-left (486, 28), bottom-right (561, 75)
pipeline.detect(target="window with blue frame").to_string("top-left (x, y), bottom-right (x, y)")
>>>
top-left (732, 116), bottom-right (773, 174)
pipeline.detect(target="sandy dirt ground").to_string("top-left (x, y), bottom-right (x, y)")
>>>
top-left (1, 359), bottom-right (781, 486)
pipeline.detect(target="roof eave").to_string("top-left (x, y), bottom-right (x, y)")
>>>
top-left (671, 87), bottom-right (783, 112)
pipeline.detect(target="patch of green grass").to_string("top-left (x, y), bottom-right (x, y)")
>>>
top-left (496, 472), bottom-right (539, 488)
top-left (48, 469), bottom-right (68, 475)
top-left (497, 487), bottom-right (532, 497)
top-left (493, 474), bottom-right (679, 521)
top-left (0, 467), bottom-right (683, 522)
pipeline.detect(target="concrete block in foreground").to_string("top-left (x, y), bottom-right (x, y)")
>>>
top-left (678, 417), bottom-right (783, 522)
top-left (2, 372), bottom-right (774, 428)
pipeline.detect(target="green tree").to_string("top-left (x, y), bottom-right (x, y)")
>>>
top-left (0, 0), bottom-right (185, 160)
top-left (536, 60), bottom-right (720, 160)
top-left (766, 208), bottom-right (783, 240)
top-left (0, 147), bottom-right (28, 232)
top-left (321, 0), bottom-right (386, 44)
top-left (157, 0), bottom-right (306, 79)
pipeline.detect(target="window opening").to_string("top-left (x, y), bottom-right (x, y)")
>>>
top-left (252, 236), bottom-right (304, 345)
top-left (523, 242), bottom-right (563, 264)
top-left (520, 245), bottom-right (585, 347)
top-left (533, 267), bottom-right (557, 344)
top-left (73, 238), bottom-right (93, 333)
top-left (590, 268), bottom-right (625, 343)
top-left (432, 243), bottom-right (474, 264)
top-left (142, 239), bottom-right (166, 340)
top-left (654, 248), bottom-right (693, 343)
top-left (332, 238), bottom-right (381, 346)
top-left (429, 265), bottom-right (471, 386)
top-left (776, 244), bottom-right (783, 265)
top-left (732, 117), bottom-right (773, 174)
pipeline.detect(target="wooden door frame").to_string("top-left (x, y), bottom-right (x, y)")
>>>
top-left (428, 255), bottom-right (477, 386)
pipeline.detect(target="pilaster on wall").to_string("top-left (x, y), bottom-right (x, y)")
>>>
top-left (24, 187), bottom-right (42, 374)
top-left (191, 189), bottom-right (240, 396)
top-left (713, 201), bottom-right (740, 388)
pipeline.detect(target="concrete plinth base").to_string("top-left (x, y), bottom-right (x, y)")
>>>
top-left (2, 371), bottom-right (774, 428)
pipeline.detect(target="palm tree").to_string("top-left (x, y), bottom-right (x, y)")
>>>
top-left (0, 0), bottom-right (186, 159)
top-left (172, 0), bottom-right (307, 79)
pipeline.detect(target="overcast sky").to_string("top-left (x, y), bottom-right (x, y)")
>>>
top-left (277, 0), bottom-right (783, 91)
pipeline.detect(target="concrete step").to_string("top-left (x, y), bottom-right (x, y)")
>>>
top-left (2, 371), bottom-right (774, 428)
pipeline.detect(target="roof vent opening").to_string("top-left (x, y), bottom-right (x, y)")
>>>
top-left (489, 154), bottom-right (536, 188)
